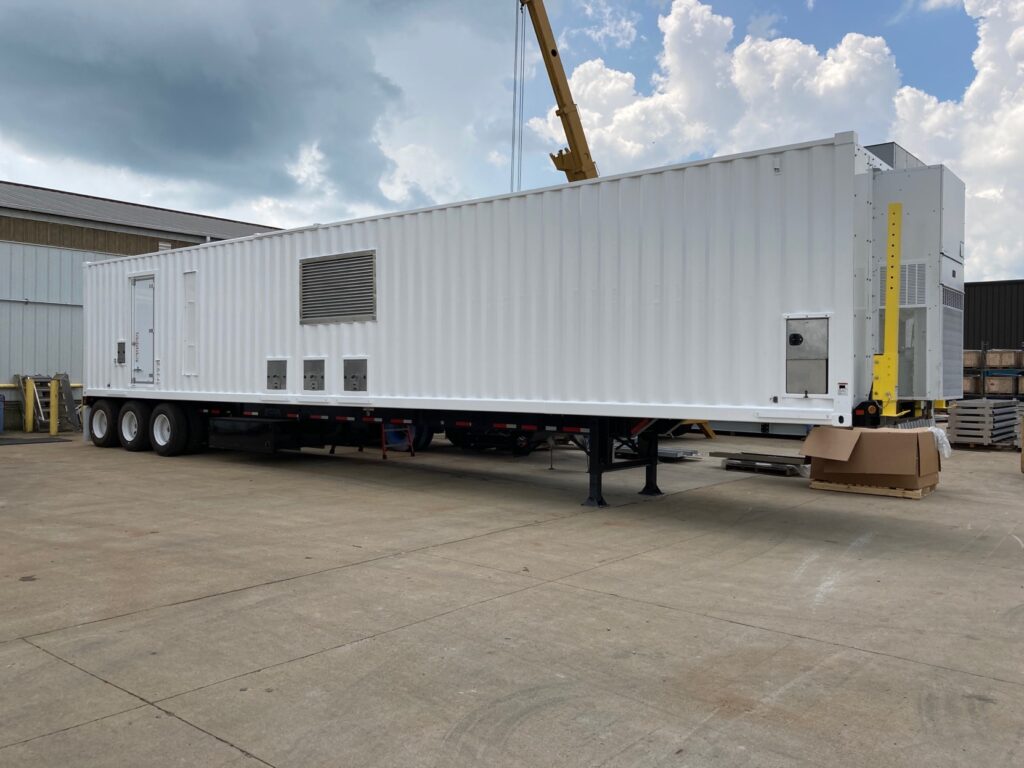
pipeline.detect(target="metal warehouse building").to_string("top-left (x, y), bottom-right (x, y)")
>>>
top-left (1, 181), bottom-right (275, 425)
top-left (964, 279), bottom-right (1024, 350)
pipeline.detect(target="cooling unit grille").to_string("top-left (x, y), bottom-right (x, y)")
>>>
top-left (300, 251), bottom-right (376, 324)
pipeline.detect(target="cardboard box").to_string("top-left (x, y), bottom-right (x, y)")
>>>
top-left (801, 427), bottom-right (940, 490)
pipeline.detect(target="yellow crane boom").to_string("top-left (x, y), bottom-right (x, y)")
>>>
top-left (520, 0), bottom-right (599, 182)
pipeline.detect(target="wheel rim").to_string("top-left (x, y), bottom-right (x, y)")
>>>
top-left (93, 410), bottom-right (108, 439)
top-left (152, 413), bottom-right (171, 446)
top-left (121, 411), bottom-right (138, 442)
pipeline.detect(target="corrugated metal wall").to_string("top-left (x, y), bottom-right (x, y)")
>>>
top-left (964, 280), bottom-right (1024, 349)
top-left (85, 135), bottom-right (861, 425)
top-left (0, 242), bottom-right (110, 417)
top-left (0, 215), bottom-right (193, 256)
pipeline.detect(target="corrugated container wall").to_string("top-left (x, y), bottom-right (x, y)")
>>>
top-left (1, 241), bottom-right (102, 382)
top-left (964, 280), bottom-right (1024, 350)
top-left (83, 133), bottom-right (960, 425)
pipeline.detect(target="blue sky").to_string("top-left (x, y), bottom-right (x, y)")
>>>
top-left (546, 0), bottom-right (976, 99)
top-left (0, 0), bottom-right (1020, 279)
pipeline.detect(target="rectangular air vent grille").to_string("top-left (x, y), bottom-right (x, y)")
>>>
top-left (942, 285), bottom-right (964, 311)
top-left (877, 263), bottom-right (926, 308)
top-left (942, 305), bottom-right (964, 397)
top-left (300, 251), bottom-right (376, 324)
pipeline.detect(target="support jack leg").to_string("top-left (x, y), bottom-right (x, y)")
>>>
top-left (582, 418), bottom-right (610, 507)
top-left (638, 434), bottom-right (663, 497)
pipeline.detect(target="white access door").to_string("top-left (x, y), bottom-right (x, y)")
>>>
top-left (131, 276), bottom-right (155, 384)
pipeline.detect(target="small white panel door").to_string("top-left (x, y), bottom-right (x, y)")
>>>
top-left (131, 276), bottom-right (155, 384)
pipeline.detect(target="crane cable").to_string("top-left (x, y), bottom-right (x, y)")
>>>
top-left (510, 0), bottom-right (526, 192)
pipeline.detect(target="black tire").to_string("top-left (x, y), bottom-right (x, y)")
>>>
top-left (117, 400), bottom-right (153, 451)
top-left (445, 428), bottom-right (472, 449)
top-left (184, 407), bottom-right (208, 453)
top-left (89, 400), bottom-right (120, 448)
top-left (413, 425), bottom-right (434, 451)
top-left (150, 403), bottom-right (189, 457)
top-left (510, 431), bottom-right (534, 457)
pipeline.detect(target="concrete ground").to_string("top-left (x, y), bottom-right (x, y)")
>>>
top-left (1, 431), bottom-right (1022, 767)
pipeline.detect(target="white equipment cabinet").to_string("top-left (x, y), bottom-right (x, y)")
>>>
top-left (82, 132), bottom-right (964, 504)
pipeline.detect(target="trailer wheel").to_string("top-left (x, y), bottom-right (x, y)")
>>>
top-left (413, 425), bottom-right (434, 451)
top-left (510, 432), bottom-right (534, 457)
top-left (89, 400), bottom-right (120, 448)
top-left (445, 428), bottom-right (472, 449)
top-left (150, 403), bottom-right (189, 457)
top-left (118, 400), bottom-right (153, 451)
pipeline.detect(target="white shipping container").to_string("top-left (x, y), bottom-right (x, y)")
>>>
top-left (83, 132), bottom-right (964, 426)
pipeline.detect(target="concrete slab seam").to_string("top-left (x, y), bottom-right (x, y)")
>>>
top-left (559, 582), bottom-right (1024, 690)
top-left (17, 638), bottom-right (279, 768)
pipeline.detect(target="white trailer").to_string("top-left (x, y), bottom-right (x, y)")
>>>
top-left (82, 132), bottom-right (965, 504)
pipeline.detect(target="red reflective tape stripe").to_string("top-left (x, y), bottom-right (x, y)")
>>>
top-left (210, 409), bottom-right (221, 415)
top-left (363, 416), bottom-right (382, 423)
top-left (390, 418), bottom-right (412, 425)
top-left (522, 424), bottom-right (538, 431)
top-left (494, 423), bottom-right (517, 429)
top-left (287, 413), bottom-right (299, 419)
top-left (455, 420), bottom-right (472, 428)
top-left (563, 426), bottom-right (581, 433)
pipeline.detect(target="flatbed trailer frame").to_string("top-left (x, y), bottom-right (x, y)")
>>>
top-left (84, 396), bottom-right (664, 506)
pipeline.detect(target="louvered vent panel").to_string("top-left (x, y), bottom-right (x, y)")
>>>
top-left (942, 285), bottom-right (964, 310)
top-left (300, 251), bottom-right (376, 323)
top-left (942, 305), bottom-right (964, 397)
top-left (876, 263), bottom-right (927, 307)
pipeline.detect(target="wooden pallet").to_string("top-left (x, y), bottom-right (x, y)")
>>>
top-left (948, 416), bottom-right (1018, 427)
top-left (947, 441), bottom-right (1019, 451)
top-left (948, 427), bottom-right (1018, 441)
top-left (809, 480), bottom-right (935, 499)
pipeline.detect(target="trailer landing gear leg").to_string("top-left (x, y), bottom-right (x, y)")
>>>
top-left (639, 433), bottom-right (662, 497)
top-left (583, 419), bottom-right (609, 507)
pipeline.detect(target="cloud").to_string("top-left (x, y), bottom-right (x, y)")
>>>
top-left (921, 0), bottom-right (963, 9)
top-left (893, 0), bottom-right (1024, 279)
top-left (0, 0), bottom-right (514, 224)
top-left (569, 0), bottom-right (641, 49)
top-left (747, 12), bottom-right (784, 39)
top-left (0, 0), bottom-right (408, 209)
top-left (529, 0), bottom-right (1023, 279)
top-left (530, 0), bottom-right (898, 170)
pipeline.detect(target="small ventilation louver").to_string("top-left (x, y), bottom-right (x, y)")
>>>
top-left (942, 285), bottom-right (964, 311)
top-left (300, 251), bottom-right (376, 324)
top-left (876, 263), bottom-right (927, 308)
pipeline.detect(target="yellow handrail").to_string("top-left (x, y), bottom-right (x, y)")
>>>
top-left (0, 383), bottom-right (82, 388)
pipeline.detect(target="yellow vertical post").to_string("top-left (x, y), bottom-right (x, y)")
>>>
top-left (49, 379), bottom-right (60, 436)
top-left (24, 378), bottom-right (35, 432)
top-left (872, 202), bottom-right (902, 418)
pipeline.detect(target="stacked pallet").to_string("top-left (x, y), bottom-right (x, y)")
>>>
top-left (947, 400), bottom-right (1020, 447)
